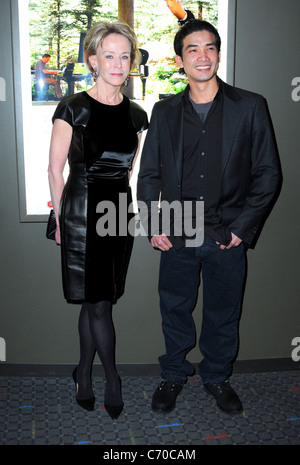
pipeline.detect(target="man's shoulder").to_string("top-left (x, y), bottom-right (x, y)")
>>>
top-left (221, 79), bottom-right (265, 104)
top-left (153, 90), bottom-right (185, 111)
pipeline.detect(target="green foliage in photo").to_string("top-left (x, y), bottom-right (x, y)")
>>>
top-left (29, 0), bottom-right (218, 98)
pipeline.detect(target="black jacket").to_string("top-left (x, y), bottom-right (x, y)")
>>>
top-left (137, 78), bottom-right (282, 249)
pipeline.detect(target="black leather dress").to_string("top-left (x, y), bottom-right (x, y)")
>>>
top-left (52, 91), bottom-right (148, 304)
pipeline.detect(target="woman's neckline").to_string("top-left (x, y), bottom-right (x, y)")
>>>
top-left (84, 90), bottom-right (125, 107)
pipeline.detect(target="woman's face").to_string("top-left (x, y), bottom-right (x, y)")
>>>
top-left (89, 33), bottom-right (131, 87)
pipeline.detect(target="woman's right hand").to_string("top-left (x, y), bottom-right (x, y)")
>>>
top-left (48, 118), bottom-right (72, 247)
top-left (55, 223), bottom-right (61, 245)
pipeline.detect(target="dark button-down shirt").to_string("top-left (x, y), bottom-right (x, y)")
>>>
top-left (182, 85), bottom-right (231, 245)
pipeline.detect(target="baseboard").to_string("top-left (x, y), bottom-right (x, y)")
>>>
top-left (233, 357), bottom-right (300, 374)
top-left (0, 358), bottom-right (299, 377)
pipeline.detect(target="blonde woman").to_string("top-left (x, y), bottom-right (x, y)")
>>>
top-left (48, 21), bottom-right (148, 419)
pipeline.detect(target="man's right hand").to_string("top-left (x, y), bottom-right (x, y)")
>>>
top-left (151, 234), bottom-right (173, 251)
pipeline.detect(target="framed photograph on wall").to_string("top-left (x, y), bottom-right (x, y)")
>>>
top-left (12, 0), bottom-right (236, 222)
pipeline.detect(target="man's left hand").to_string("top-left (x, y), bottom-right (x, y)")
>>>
top-left (217, 233), bottom-right (242, 250)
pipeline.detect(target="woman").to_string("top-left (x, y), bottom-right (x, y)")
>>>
top-left (48, 21), bottom-right (148, 419)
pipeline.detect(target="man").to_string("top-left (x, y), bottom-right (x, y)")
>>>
top-left (35, 54), bottom-right (62, 99)
top-left (137, 20), bottom-right (281, 415)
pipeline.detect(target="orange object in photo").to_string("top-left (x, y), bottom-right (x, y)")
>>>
top-left (166, 0), bottom-right (187, 20)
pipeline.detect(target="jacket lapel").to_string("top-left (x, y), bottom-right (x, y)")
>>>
top-left (220, 80), bottom-right (242, 173)
top-left (166, 91), bottom-right (186, 184)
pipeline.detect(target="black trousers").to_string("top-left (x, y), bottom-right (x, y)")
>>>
top-left (158, 236), bottom-right (246, 384)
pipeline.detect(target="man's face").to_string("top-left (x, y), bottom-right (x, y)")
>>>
top-left (42, 57), bottom-right (50, 64)
top-left (175, 30), bottom-right (221, 84)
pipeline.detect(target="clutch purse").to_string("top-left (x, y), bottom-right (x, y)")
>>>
top-left (46, 209), bottom-right (56, 240)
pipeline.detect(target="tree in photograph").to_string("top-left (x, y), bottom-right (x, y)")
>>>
top-left (67, 0), bottom-right (117, 31)
top-left (30, 0), bottom-right (74, 68)
top-left (30, 0), bottom-right (118, 69)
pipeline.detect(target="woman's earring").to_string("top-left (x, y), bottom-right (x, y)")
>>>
top-left (92, 67), bottom-right (99, 80)
top-left (124, 76), bottom-right (130, 87)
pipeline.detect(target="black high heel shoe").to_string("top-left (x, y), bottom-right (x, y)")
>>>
top-left (104, 402), bottom-right (124, 420)
top-left (72, 367), bottom-right (95, 412)
top-left (104, 377), bottom-right (124, 420)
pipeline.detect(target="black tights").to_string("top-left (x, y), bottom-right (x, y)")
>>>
top-left (76, 300), bottom-right (122, 406)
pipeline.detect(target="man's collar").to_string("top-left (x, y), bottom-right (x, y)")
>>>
top-left (183, 77), bottom-right (222, 106)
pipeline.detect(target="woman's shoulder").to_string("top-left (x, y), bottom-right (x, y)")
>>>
top-left (52, 92), bottom-right (91, 126)
top-left (127, 98), bottom-right (149, 132)
top-left (57, 91), bottom-right (90, 109)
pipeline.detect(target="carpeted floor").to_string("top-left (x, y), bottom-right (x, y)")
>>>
top-left (1, 363), bottom-right (300, 449)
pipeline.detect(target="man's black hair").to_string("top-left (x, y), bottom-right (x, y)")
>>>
top-left (174, 19), bottom-right (221, 57)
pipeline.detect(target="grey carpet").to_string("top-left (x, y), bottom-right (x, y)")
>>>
top-left (1, 370), bottom-right (300, 446)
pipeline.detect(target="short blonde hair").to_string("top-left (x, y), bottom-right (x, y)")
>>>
top-left (84, 20), bottom-right (141, 73)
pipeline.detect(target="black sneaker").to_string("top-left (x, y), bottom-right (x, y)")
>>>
top-left (151, 379), bottom-right (183, 413)
top-left (204, 380), bottom-right (243, 415)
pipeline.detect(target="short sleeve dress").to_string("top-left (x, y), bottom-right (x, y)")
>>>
top-left (52, 91), bottom-right (148, 304)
